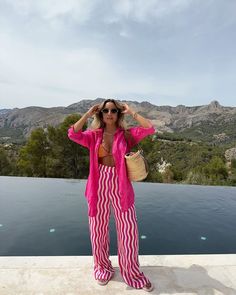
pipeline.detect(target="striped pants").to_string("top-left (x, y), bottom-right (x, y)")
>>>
top-left (88, 163), bottom-right (150, 289)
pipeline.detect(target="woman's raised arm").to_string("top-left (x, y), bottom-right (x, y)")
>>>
top-left (73, 104), bottom-right (100, 132)
top-left (121, 103), bottom-right (153, 128)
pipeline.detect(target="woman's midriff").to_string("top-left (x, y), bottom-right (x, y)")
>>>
top-left (98, 155), bottom-right (115, 167)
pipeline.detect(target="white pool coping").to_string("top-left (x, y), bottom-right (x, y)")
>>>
top-left (0, 254), bottom-right (236, 294)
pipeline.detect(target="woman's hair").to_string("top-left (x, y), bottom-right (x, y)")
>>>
top-left (90, 98), bottom-right (128, 130)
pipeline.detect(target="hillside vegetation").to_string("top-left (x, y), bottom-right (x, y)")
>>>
top-left (1, 114), bottom-right (236, 186)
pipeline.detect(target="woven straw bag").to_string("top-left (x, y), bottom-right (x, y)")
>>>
top-left (124, 130), bottom-right (149, 182)
top-left (125, 149), bottom-right (149, 181)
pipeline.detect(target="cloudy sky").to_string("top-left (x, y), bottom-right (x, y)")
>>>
top-left (0, 0), bottom-right (236, 109)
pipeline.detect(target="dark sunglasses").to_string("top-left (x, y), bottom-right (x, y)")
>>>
top-left (101, 108), bottom-right (119, 114)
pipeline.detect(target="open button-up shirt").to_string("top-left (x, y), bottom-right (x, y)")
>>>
top-left (68, 124), bottom-right (155, 217)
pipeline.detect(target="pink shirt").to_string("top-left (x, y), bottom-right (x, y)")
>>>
top-left (68, 124), bottom-right (156, 217)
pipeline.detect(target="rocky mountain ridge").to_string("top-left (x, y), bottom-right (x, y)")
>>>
top-left (1, 99), bottom-right (236, 144)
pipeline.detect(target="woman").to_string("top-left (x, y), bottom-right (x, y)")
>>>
top-left (68, 99), bottom-right (155, 292)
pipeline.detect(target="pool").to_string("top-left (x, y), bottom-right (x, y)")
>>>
top-left (0, 176), bottom-right (236, 256)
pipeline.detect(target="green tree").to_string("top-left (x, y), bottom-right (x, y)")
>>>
top-left (231, 159), bottom-right (236, 170)
top-left (226, 159), bottom-right (236, 186)
top-left (17, 128), bottom-right (49, 177)
top-left (185, 169), bottom-right (208, 185)
top-left (146, 169), bottom-right (163, 182)
top-left (16, 114), bottom-right (90, 178)
top-left (186, 156), bottom-right (228, 185)
top-left (46, 114), bottom-right (89, 178)
top-left (0, 147), bottom-right (12, 175)
top-left (203, 156), bottom-right (228, 183)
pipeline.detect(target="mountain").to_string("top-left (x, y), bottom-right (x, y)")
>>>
top-left (0, 109), bottom-right (11, 115)
top-left (0, 99), bottom-right (236, 144)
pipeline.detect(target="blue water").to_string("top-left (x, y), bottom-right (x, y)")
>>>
top-left (0, 176), bottom-right (236, 256)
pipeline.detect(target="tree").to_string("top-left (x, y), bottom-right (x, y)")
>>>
top-left (16, 114), bottom-right (90, 178)
top-left (17, 128), bottom-right (49, 177)
top-left (0, 147), bottom-right (11, 175)
top-left (203, 156), bottom-right (228, 183)
top-left (46, 114), bottom-right (89, 178)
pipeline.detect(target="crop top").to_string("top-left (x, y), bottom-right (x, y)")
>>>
top-left (98, 143), bottom-right (113, 158)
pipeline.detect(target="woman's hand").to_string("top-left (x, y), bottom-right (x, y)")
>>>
top-left (121, 103), bottom-right (134, 116)
top-left (121, 102), bottom-right (152, 127)
top-left (86, 104), bottom-right (100, 118)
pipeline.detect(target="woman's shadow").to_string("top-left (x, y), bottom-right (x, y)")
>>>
top-left (111, 264), bottom-right (236, 294)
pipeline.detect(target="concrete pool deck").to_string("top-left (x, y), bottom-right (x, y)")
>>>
top-left (0, 254), bottom-right (236, 295)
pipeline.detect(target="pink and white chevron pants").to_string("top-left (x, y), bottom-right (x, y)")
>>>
top-left (88, 163), bottom-right (150, 288)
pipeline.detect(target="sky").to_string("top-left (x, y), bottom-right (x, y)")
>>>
top-left (0, 0), bottom-right (236, 109)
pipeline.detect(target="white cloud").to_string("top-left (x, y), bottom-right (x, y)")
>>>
top-left (112, 0), bottom-right (193, 23)
top-left (5, 0), bottom-right (96, 23)
top-left (4, 0), bottom-right (193, 25)
top-left (0, 32), bottom-right (113, 91)
top-left (0, 29), bottom-right (190, 107)
top-left (1, 0), bottom-right (236, 108)
top-left (119, 30), bottom-right (130, 38)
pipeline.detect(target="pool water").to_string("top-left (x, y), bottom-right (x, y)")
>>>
top-left (0, 176), bottom-right (236, 256)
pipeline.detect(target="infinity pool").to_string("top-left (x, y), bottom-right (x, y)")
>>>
top-left (0, 176), bottom-right (236, 256)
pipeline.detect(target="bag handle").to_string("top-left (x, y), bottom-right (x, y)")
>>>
top-left (124, 129), bottom-right (143, 152)
top-left (124, 129), bottom-right (149, 176)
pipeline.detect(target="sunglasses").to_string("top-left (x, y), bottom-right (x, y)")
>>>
top-left (101, 108), bottom-right (119, 114)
